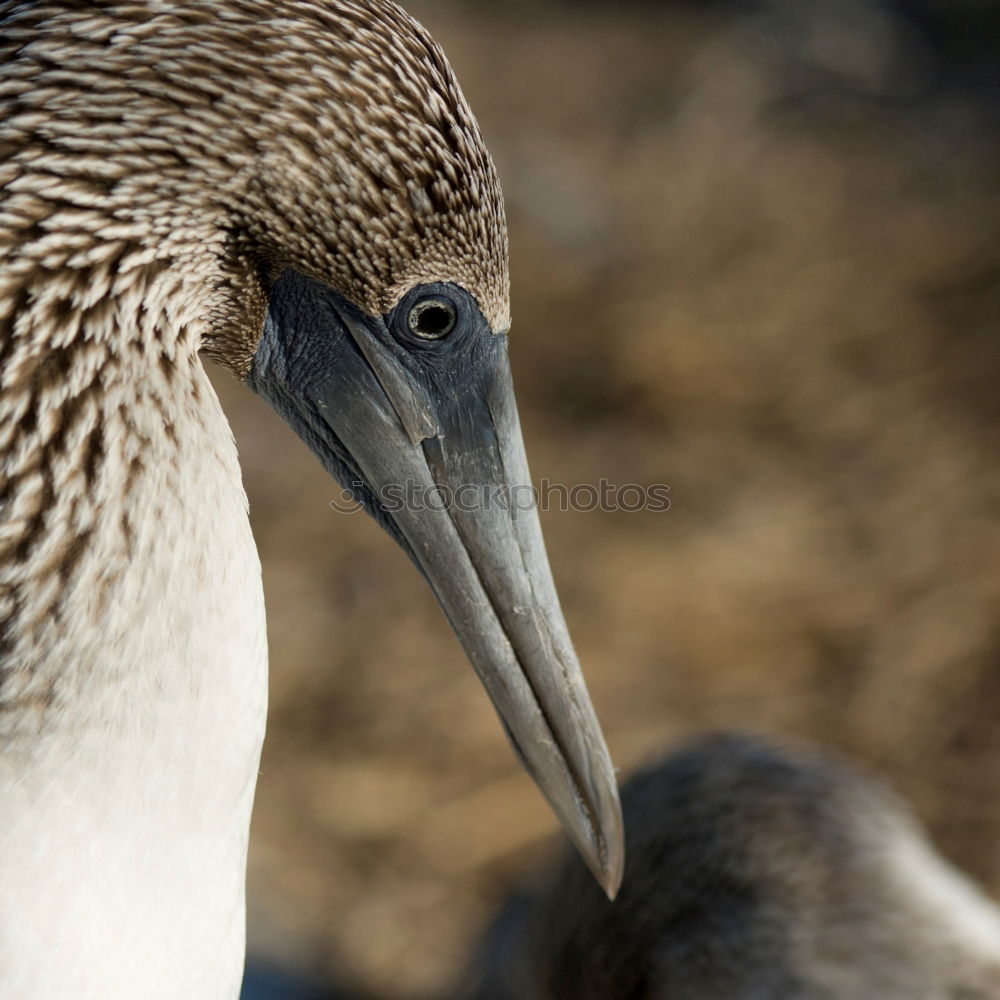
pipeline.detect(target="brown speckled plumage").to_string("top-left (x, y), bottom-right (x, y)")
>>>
top-left (0, 0), bottom-right (509, 345)
top-left (0, 0), bottom-right (510, 724)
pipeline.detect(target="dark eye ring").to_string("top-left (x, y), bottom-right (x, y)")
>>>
top-left (407, 297), bottom-right (457, 340)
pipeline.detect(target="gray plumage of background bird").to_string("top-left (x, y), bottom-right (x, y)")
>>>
top-left (454, 732), bottom-right (1000, 1000)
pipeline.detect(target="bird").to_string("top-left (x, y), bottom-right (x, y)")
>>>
top-left (0, 2), bottom-right (624, 997)
top-left (456, 732), bottom-right (1000, 1000)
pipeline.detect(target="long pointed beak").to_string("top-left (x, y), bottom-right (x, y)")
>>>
top-left (250, 270), bottom-right (624, 897)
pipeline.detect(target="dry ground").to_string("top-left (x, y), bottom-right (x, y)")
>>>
top-left (212, 2), bottom-right (1000, 995)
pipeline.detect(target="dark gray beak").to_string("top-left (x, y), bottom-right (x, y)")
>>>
top-left (249, 270), bottom-right (624, 897)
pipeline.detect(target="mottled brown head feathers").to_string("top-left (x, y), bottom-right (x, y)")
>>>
top-left (0, 0), bottom-right (510, 375)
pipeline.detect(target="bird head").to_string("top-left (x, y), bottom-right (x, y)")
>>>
top-left (1, 0), bottom-right (623, 896)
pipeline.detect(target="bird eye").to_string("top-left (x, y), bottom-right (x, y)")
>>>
top-left (407, 297), bottom-right (457, 340)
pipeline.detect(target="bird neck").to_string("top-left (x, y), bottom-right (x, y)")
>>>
top-left (0, 256), bottom-right (268, 996)
top-left (0, 255), bottom-right (258, 736)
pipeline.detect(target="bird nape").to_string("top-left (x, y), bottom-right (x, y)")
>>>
top-left (0, 1), bottom-right (622, 997)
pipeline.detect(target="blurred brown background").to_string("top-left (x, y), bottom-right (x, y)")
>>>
top-left (216, 1), bottom-right (1000, 996)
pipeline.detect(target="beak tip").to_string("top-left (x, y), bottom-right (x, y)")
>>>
top-left (574, 780), bottom-right (625, 902)
top-left (598, 807), bottom-right (626, 902)
top-left (602, 841), bottom-right (625, 902)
